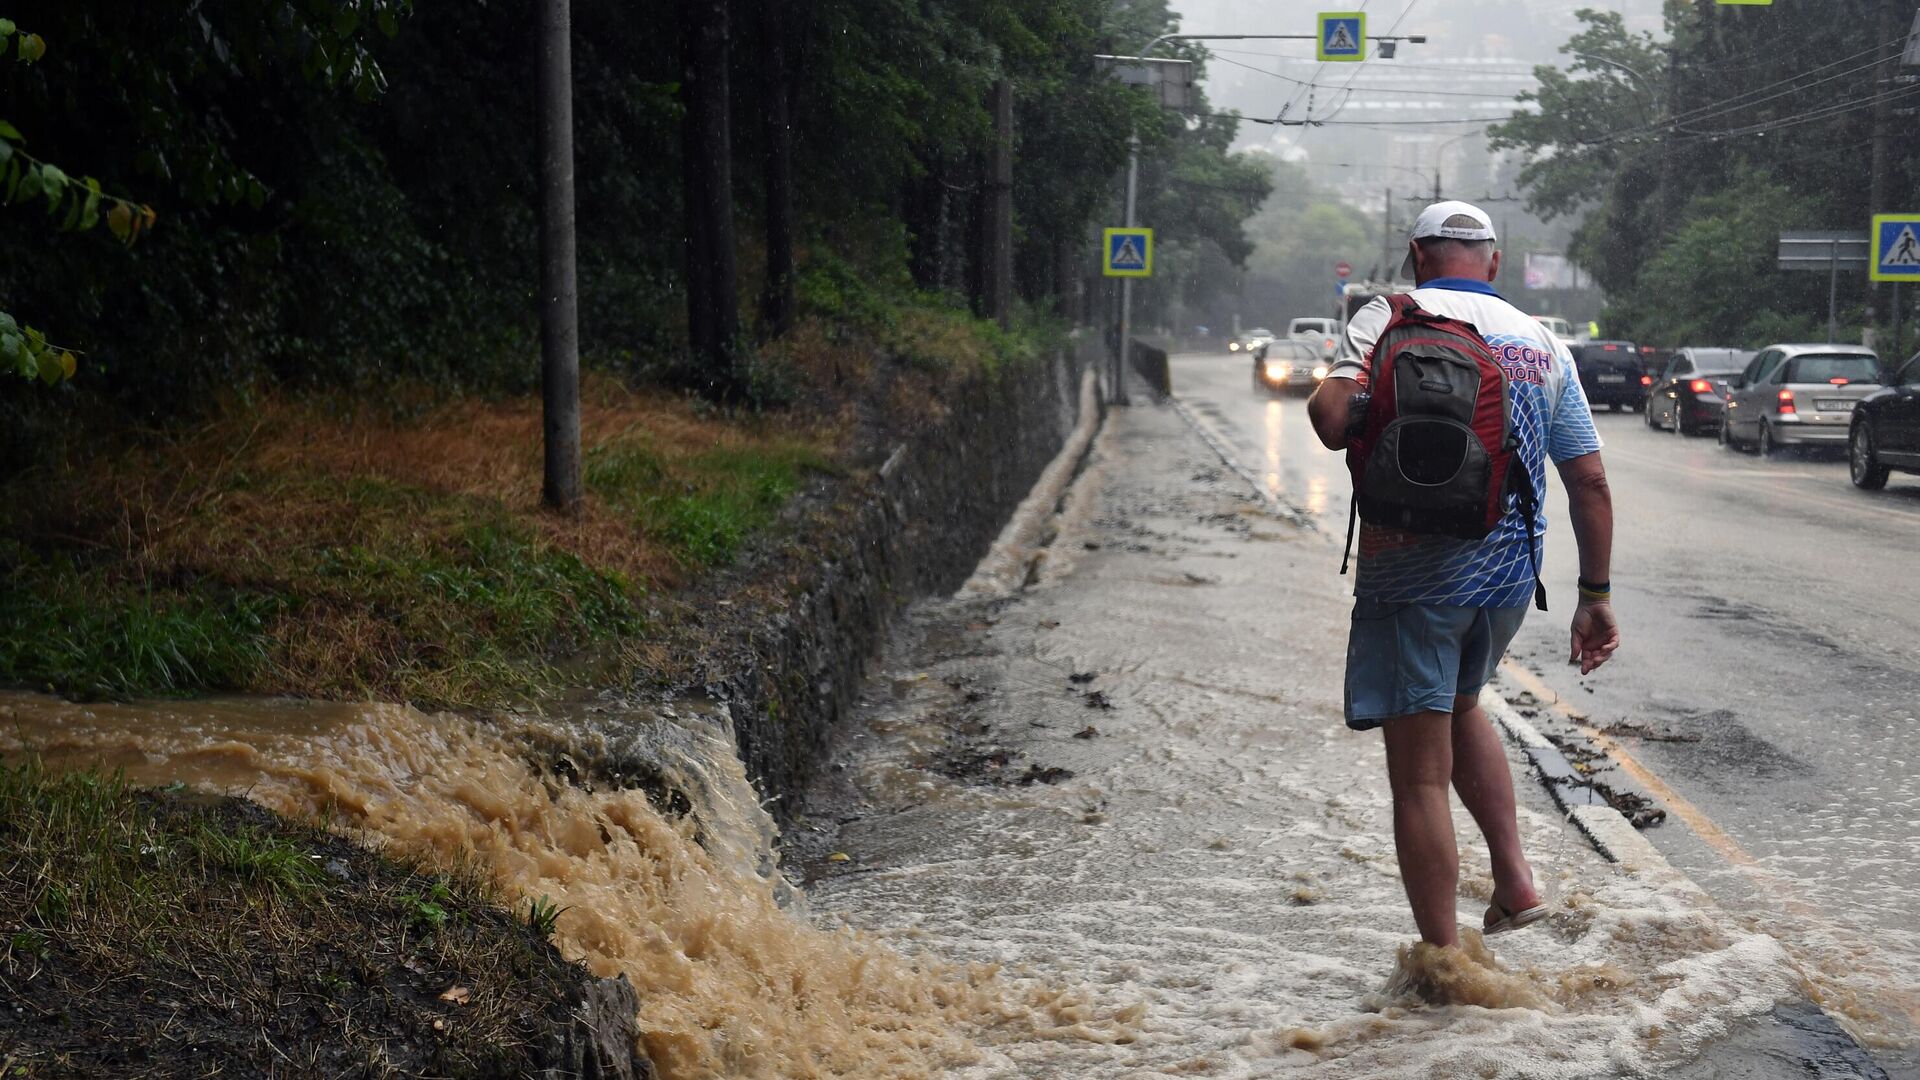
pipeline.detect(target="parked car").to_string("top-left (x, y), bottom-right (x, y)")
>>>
top-left (1721, 344), bottom-right (1883, 456)
top-left (1287, 317), bottom-right (1340, 360)
top-left (1252, 340), bottom-right (1328, 396)
top-left (1532, 315), bottom-right (1575, 342)
top-left (1645, 347), bottom-right (1755, 435)
top-left (1571, 341), bottom-right (1648, 411)
top-left (1847, 351), bottom-right (1920, 489)
top-left (1228, 327), bottom-right (1276, 354)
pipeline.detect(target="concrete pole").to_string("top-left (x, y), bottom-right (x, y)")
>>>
top-left (1381, 188), bottom-right (1393, 280)
top-left (1115, 134), bottom-right (1138, 406)
top-left (537, 0), bottom-right (581, 513)
top-left (1829, 238), bottom-right (1840, 345)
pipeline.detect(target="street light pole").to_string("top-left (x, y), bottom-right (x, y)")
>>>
top-left (1116, 134), bottom-right (1139, 406)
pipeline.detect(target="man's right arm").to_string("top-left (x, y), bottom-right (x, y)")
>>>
top-left (1556, 451), bottom-right (1619, 674)
top-left (1309, 299), bottom-right (1387, 449)
top-left (1308, 378), bottom-right (1363, 450)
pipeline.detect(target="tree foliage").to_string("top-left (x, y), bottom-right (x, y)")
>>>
top-left (1492, 2), bottom-right (1919, 347)
top-left (0, 0), bottom-right (1263, 444)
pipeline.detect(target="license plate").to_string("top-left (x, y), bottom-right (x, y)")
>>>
top-left (1816, 399), bottom-right (1854, 413)
top-left (1597, 374), bottom-right (1626, 384)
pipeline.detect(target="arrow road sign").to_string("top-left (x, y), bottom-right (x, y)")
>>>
top-left (1103, 227), bottom-right (1154, 277)
top-left (1318, 13), bottom-right (1365, 62)
top-left (1873, 214), bottom-right (1920, 282)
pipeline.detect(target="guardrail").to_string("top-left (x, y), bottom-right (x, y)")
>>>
top-left (1129, 337), bottom-right (1171, 398)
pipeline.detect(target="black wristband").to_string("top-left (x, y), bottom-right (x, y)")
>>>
top-left (1577, 577), bottom-right (1610, 593)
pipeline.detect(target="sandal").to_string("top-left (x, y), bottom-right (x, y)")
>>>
top-left (1483, 902), bottom-right (1550, 936)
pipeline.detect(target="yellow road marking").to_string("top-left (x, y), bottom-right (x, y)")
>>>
top-left (1501, 660), bottom-right (1775, 878)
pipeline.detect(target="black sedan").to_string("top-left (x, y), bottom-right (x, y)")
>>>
top-left (1848, 351), bottom-right (1920, 489)
top-left (1573, 341), bottom-right (1649, 412)
top-left (1645, 347), bottom-right (1754, 435)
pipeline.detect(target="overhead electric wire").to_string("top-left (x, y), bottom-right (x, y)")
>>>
top-left (1563, 33), bottom-right (1911, 150)
top-left (1209, 53), bottom-right (1535, 99)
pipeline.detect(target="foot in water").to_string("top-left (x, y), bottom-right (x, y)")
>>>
top-left (1483, 883), bottom-right (1548, 935)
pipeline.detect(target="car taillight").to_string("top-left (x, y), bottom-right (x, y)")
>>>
top-left (1603, 344), bottom-right (1619, 351)
top-left (1777, 388), bottom-right (1796, 415)
top-left (1639, 374), bottom-right (1652, 386)
top-left (1689, 379), bottom-right (1712, 394)
top-left (1829, 377), bottom-right (1850, 385)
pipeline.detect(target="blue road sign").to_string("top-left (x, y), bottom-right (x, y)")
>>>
top-left (1318, 12), bottom-right (1366, 62)
top-left (1103, 227), bottom-right (1153, 277)
top-left (1872, 214), bottom-right (1920, 282)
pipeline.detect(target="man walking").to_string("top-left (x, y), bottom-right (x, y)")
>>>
top-left (1307, 202), bottom-right (1620, 948)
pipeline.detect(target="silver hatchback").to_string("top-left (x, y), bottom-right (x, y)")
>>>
top-left (1721, 344), bottom-right (1884, 456)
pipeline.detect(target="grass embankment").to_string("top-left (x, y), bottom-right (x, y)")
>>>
top-left (0, 376), bottom-right (832, 706)
top-left (0, 758), bottom-right (584, 1077)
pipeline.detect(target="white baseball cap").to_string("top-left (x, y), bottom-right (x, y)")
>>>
top-left (1401, 200), bottom-right (1497, 278)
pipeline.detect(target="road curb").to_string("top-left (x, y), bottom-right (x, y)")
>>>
top-left (959, 367), bottom-right (1104, 598)
top-left (1478, 688), bottom-right (1706, 891)
top-left (1165, 391), bottom-right (1317, 528)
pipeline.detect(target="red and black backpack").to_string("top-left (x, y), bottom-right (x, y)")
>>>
top-left (1340, 293), bottom-right (1546, 610)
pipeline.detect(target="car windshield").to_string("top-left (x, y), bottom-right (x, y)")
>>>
top-left (1246, 328), bottom-right (1273, 338)
top-left (1784, 355), bottom-right (1880, 384)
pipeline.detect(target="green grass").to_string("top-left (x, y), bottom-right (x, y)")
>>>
top-left (0, 755), bottom-right (586, 1076)
top-left (0, 504), bottom-right (641, 705)
top-left (0, 547), bottom-right (278, 698)
top-left (588, 441), bottom-right (826, 570)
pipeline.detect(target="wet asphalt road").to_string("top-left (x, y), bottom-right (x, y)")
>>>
top-left (1169, 352), bottom-right (1920, 1071)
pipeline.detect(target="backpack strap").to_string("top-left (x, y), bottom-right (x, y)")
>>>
top-left (1340, 491), bottom-right (1358, 576)
top-left (1508, 448), bottom-right (1548, 612)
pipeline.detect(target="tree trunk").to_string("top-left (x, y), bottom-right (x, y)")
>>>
top-left (759, 0), bottom-right (797, 340)
top-left (680, 0), bottom-right (740, 399)
top-left (537, 0), bottom-right (581, 513)
top-left (985, 78), bottom-right (1014, 329)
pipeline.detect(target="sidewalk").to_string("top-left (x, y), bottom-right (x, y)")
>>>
top-left (802, 396), bottom-right (1836, 1078)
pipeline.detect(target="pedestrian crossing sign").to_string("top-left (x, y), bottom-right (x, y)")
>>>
top-left (1318, 13), bottom-right (1366, 62)
top-left (1871, 214), bottom-right (1920, 282)
top-left (1103, 227), bottom-right (1153, 277)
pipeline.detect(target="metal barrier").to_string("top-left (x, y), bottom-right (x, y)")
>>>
top-left (1128, 337), bottom-right (1171, 398)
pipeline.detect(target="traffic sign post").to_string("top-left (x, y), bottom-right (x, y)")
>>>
top-left (1871, 214), bottom-right (1920, 283)
top-left (1317, 13), bottom-right (1366, 62)
top-left (1779, 230), bottom-right (1869, 343)
top-left (1335, 261), bottom-right (1353, 280)
top-left (1103, 227), bottom-right (1154, 278)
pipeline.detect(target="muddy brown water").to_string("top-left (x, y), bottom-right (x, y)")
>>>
top-left (0, 691), bottom-right (1122, 1078)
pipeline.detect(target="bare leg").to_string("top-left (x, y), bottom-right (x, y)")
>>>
top-left (1450, 693), bottom-right (1541, 926)
top-left (1381, 711), bottom-right (1459, 947)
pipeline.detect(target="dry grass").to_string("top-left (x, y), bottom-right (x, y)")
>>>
top-left (0, 375), bottom-right (838, 705)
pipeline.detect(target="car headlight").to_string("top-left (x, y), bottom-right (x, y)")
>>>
top-left (1264, 360), bottom-right (1290, 378)
top-left (1312, 365), bottom-right (1330, 380)
top-left (1228, 341), bottom-right (1240, 352)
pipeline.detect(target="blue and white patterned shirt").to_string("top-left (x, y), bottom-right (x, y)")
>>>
top-left (1327, 278), bottom-right (1603, 608)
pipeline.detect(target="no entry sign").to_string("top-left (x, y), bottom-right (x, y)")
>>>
top-left (1335, 261), bottom-right (1353, 279)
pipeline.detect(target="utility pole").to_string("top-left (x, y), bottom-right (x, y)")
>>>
top-left (986, 78), bottom-right (1014, 330)
top-left (1115, 134), bottom-right (1138, 406)
top-left (1381, 188), bottom-right (1394, 280)
top-left (680, 0), bottom-right (740, 399)
top-left (536, 0), bottom-right (581, 513)
top-left (1866, 0), bottom-right (1901, 333)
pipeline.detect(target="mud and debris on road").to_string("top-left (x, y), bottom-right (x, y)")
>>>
top-left (805, 393), bottom-right (1811, 1078)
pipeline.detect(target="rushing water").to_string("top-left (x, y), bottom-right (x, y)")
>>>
top-left (0, 691), bottom-right (1125, 1078)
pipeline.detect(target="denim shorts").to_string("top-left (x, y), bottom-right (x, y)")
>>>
top-left (1344, 598), bottom-right (1529, 731)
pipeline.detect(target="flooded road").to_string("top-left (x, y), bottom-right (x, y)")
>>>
top-left (805, 397), bottom-right (1816, 1077)
top-left (1166, 351), bottom-right (1920, 1073)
